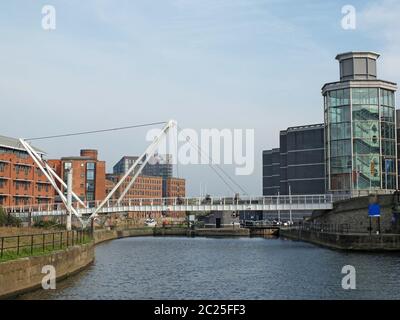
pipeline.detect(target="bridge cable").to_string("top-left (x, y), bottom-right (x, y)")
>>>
top-left (177, 125), bottom-right (248, 195)
top-left (190, 141), bottom-right (237, 195)
top-left (25, 121), bottom-right (167, 141)
top-left (195, 142), bottom-right (249, 196)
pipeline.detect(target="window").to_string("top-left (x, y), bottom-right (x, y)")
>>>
top-left (87, 162), bottom-right (95, 170)
top-left (330, 123), bottom-right (351, 140)
top-left (381, 123), bottom-right (395, 140)
top-left (330, 140), bottom-right (351, 158)
top-left (86, 170), bottom-right (95, 180)
top-left (329, 106), bottom-right (351, 123)
top-left (352, 105), bottom-right (378, 121)
top-left (352, 88), bottom-right (378, 105)
top-left (382, 140), bottom-right (395, 156)
top-left (380, 89), bottom-right (395, 107)
top-left (381, 106), bottom-right (395, 123)
top-left (64, 162), bottom-right (72, 170)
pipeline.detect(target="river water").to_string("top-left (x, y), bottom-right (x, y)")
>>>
top-left (19, 236), bottom-right (400, 300)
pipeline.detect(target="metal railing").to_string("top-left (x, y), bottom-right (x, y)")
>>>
top-left (0, 230), bottom-right (91, 260)
top-left (241, 220), bottom-right (278, 227)
top-left (288, 222), bottom-right (352, 234)
top-left (284, 222), bottom-right (399, 235)
top-left (2, 194), bottom-right (348, 215)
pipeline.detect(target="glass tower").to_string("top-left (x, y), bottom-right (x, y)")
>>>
top-left (322, 52), bottom-right (397, 195)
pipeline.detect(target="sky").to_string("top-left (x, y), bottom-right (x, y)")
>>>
top-left (0, 0), bottom-right (399, 196)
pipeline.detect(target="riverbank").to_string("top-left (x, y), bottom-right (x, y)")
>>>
top-left (0, 226), bottom-right (255, 299)
top-left (0, 241), bottom-right (94, 299)
top-left (280, 228), bottom-right (400, 251)
top-left (0, 228), bottom-right (151, 299)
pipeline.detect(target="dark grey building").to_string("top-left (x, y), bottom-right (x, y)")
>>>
top-left (262, 148), bottom-right (280, 195)
top-left (203, 211), bottom-right (240, 228)
top-left (143, 154), bottom-right (173, 179)
top-left (113, 154), bottom-right (173, 179)
top-left (263, 124), bottom-right (326, 195)
top-left (397, 110), bottom-right (400, 189)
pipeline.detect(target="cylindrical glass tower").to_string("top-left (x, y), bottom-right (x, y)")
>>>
top-left (322, 52), bottom-right (397, 196)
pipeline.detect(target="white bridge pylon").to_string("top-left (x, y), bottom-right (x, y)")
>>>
top-left (19, 120), bottom-right (177, 228)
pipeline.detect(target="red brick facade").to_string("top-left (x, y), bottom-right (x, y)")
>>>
top-left (164, 177), bottom-right (186, 198)
top-left (106, 174), bottom-right (163, 200)
top-left (48, 149), bottom-right (106, 204)
top-left (0, 151), bottom-right (55, 206)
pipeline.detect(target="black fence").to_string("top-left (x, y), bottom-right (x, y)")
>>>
top-left (290, 222), bottom-right (352, 234)
top-left (0, 230), bottom-right (92, 259)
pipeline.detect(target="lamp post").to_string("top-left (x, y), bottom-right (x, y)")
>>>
top-left (384, 158), bottom-right (391, 191)
top-left (66, 167), bottom-right (73, 231)
top-left (289, 184), bottom-right (293, 225)
top-left (277, 191), bottom-right (281, 224)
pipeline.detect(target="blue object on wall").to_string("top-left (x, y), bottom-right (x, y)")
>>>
top-left (368, 203), bottom-right (381, 217)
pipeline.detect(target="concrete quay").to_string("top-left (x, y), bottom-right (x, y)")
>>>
top-left (280, 228), bottom-right (400, 251)
top-left (279, 194), bottom-right (400, 251)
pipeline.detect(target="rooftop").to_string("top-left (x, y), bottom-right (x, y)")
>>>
top-left (60, 156), bottom-right (95, 161)
top-left (286, 123), bottom-right (324, 132)
top-left (279, 123), bottom-right (324, 135)
top-left (335, 51), bottom-right (380, 61)
top-left (0, 135), bottom-right (45, 154)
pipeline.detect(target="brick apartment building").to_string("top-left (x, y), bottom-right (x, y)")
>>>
top-left (48, 149), bottom-right (106, 204)
top-left (106, 174), bottom-right (163, 219)
top-left (106, 174), bottom-right (186, 218)
top-left (0, 135), bottom-right (54, 206)
top-left (105, 174), bottom-right (163, 199)
top-left (163, 177), bottom-right (186, 198)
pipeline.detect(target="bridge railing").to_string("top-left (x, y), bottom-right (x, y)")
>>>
top-left (1, 194), bottom-right (345, 215)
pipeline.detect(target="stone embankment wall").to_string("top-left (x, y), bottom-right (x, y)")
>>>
top-left (280, 228), bottom-right (400, 251)
top-left (94, 228), bottom-right (154, 244)
top-left (280, 194), bottom-right (400, 251)
top-left (195, 228), bottom-right (250, 237)
top-left (310, 194), bottom-right (400, 233)
top-left (0, 242), bottom-right (94, 299)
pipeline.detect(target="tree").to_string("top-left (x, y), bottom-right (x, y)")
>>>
top-left (0, 206), bottom-right (7, 226)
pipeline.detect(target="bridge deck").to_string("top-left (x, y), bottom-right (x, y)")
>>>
top-left (3, 195), bottom-right (345, 218)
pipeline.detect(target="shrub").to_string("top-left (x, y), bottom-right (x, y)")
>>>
top-left (0, 207), bottom-right (22, 227)
top-left (33, 219), bottom-right (67, 230)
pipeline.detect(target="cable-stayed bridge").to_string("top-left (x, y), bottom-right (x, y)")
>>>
top-left (8, 120), bottom-right (346, 228)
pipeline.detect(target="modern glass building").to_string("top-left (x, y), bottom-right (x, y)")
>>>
top-left (322, 52), bottom-right (398, 195)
